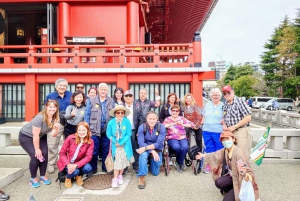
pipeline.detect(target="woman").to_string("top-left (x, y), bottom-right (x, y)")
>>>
top-left (196, 131), bottom-right (260, 201)
top-left (107, 105), bottom-right (133, 188)
top-left (159, 92), bottom-right (182, 123)
top-left (19, 100), bottom-right (60, 188)
top-left (182, 93), bottom-right (203, 163)
top-left (113, 87), bottom-right (125, 106)
top-left (88, 87), bottom-right (98, 99)
top-left (201, 88), bottom-right (224, 173)
top-left (57, 122), bottom-right (94, 188)
top-left (64, 91), bottom-right (86, 139)
top-left (163, 105), bottom-right (195, 173)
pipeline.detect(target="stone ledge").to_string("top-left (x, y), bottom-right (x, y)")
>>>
top-left (0, 168), bottom-right (23, 188)
top-left (0, 146), bottom-right (27, 155)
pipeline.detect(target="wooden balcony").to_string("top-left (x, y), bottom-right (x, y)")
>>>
top-left (0, 43), bottom-right (201, 69)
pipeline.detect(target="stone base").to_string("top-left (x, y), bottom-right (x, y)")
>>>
top-left (0, 168), bottom-right (23, 188)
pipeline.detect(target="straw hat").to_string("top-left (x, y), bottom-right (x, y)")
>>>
top-left (109, 105), bottom-right (130, 117)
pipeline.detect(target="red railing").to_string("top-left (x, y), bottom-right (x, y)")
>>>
top-left (0, 43), bottom-right (199, 69)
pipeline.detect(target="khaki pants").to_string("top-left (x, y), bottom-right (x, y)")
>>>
top-left (233, 127), bottom-right (251, 158)
top-left (47, 123), bottom-right (64, 167)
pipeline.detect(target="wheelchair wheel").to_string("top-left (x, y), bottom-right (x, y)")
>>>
top-left (165, 167), bottom-right (169, 176)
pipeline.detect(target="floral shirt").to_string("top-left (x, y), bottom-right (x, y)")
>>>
top-left (163, 116), bottom-right (195, 140)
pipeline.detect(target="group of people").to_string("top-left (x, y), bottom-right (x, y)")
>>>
top-left (18, 78), bottom-right (260, 201)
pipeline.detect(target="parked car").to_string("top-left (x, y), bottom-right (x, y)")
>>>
top-left (252, 97), bottom-right (274, 108)
top-left (262, 98), bottom-right (295, 111)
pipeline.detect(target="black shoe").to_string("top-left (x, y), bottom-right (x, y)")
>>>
top-left (91, 169), bottom-right (97, 174)
top-left (133, 167), bottom-right (139, 174)
top-left (86, 173), bottom-right (94, 178)
top-left (122, 167), bottom-right (128, 175)
top-left (0, 190), bottom-right (9, 201)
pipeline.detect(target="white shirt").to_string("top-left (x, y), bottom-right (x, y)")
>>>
top-left (125, 103), bottom-right (135, 129)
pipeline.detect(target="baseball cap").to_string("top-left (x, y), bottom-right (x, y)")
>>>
top-left (124, 90), bottom-right (133, 96)
top-left (219, 131), bottom-right (234, 141)
top-left (222, 85), bottom-right (233, 92)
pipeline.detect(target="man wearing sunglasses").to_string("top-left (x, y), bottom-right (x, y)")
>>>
top-left (221, 85), bottom-right (252, 157)
top-left (45, 78), bottom-right (72, 174)
top-left (75, 82), bottom-right (84, 93)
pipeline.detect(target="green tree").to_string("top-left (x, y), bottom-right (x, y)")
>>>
top-left (292, 8), bottom-right (300, 98)
top-left (235, 64), bottom-right (254, 79)
top-left (223, 64), bottom-right (236, 84)
top-left (229, 75), bottom-right (259, 99)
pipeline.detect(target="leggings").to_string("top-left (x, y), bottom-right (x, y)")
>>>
top-left (215, 176), bottom-right (235, 201)
top-left (19, 132), bottom-right (48, 178)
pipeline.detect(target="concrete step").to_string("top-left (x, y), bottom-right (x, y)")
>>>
top-left (0, 168), bottom-right (23, 188)
top-left (0, 146), bottom-right (26, 155)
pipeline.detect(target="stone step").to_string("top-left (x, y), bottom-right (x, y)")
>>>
top-left (0, 146), bottom-right (27, 155)
top-left (0, 168), bottom-right (23, 188)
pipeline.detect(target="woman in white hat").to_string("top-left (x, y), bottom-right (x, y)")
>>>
top-left (107, 105), bottom-right (134, 188)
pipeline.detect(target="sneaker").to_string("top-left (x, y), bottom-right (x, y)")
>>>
top-left (40, 176), bottom-right (51, 185)
top-left (117, 175), bottom-right (123, 185)
top-left (29, 178), bottom-right (40, 188)
top-left (47, 166), bottom-right (55, 174)
top-left (133, 167), bottom-right (139, 174)
top-left (122, 167), bottom-right (128, 176)
top-left (203, 164), bottom-right (210, 174)
top-left (0, 190), bottom-right (10, 201)
top-left (111, 178), bottom-right (118, 188)
top-left (168, 157), bottom-right (173, 166)
top-left (181, 163), bottom-right (187, 171)
top-left (177, 165), bottom-right (183, 173)
top-left (91, 169), bottom-right (97, 174)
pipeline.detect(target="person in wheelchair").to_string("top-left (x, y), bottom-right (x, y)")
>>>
top-left (163, 105), bottom-right (196, 173)
top-left (136, 111), bottom-right (166, 189)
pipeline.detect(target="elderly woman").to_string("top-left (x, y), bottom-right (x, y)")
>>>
top-left (196, 131), bottom-right (260, 201)
top-left (19, 100), bottom-right (60, 188)
top-left (106, 105), bottom-right (133, 188)
top-left (163, 105), bottom-right (195, 173)
top-left (57, 122), bottom-right (94, 188)
top-left (201, 88), bottom-right (224, 173)
top-left (64, 91), bottom-right (86, 139)
top-left (182, 93), bottom-right (203, 164)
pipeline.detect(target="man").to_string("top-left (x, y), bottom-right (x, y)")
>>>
top-left (75, 82), bottom-right (85, 93)
top-left (0, 190), bottom-right (9, 200)
top-left (84, 83), bottom-right (115, 174)
top-left (222, 85), bottom-right (252, 157)
top-left (136, 111), bottom-right (166, 189)
top-left (124, 90), bottom-right (139, 173)
top-left (45, 78), bottom-right (72, 174)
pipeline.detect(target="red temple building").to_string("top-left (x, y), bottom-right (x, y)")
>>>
top-left (0, 0), bottom-right (217, 122)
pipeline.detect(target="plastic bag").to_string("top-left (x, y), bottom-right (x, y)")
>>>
top-left (239, 179), bottom-right (255, 201)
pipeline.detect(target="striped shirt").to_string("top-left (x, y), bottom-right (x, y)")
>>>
top-left (222, 96), bottom-right (251, 127)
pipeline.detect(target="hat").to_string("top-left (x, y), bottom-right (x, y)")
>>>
top-left (222, 85), bottom-right (233, 92)
top-left (109, 105), bottom-right (130, 117)
top-left (219, 131), bottom-right (234, 141)
top-left (124, 90), bottom-right (133, 96)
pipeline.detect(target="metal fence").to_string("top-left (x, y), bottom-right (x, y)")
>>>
top-left (1, 84), bottom-right (25, 121)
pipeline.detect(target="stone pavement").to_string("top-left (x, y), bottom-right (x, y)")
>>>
top-left (0, 156), bottom-right (300, 201)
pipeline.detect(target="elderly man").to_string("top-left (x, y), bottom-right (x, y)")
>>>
top-left (84, 83), bottom-right (115, 174)
top-left (136, 111), bottom-right (166, 189)
top-left (124, 90), bottom-right (139, 173)
top-left (45, 78), bottom-right (72, 174)
top-left (222, 85), bottom-right (252, 157)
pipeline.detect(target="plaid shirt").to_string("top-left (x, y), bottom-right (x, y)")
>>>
top-left (222, 96), bottom-right (251, 127)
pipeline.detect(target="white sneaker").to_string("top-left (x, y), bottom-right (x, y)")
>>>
top-left (111, 178), bottom-right (118, 188)
top-left (168, 158), bottom-right (173, 166)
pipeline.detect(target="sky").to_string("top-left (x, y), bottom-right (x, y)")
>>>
top-left (201, 0), bottom-right (299, 69)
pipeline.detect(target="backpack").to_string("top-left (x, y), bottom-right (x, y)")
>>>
top-left (143, 122), bottom-right (161, 135)
top-left (55, 170), bottom-right (67, 189)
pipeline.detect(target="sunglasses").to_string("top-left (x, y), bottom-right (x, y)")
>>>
top-left (125, 95), bottom-right (133, 97)
top-left (47, 99), bottom-right (57, 103)
top-left (116, 111), bottom-right (125, 115)
top-left (223, 92), bottom-right (231, 96)
top-left (172, 110), bottom-right (179, 112)
top-left (76, 86), bottom-right (84, 89)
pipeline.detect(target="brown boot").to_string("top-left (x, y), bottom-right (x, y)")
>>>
top-left (65, 178), bottom-right (72, 188)
top-left (138, 176), bottom-right (146, 189)
top-left (75, 175), bottom-right (83, 186)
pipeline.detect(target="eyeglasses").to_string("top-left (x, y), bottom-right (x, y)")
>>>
top-left (76, 86), bottom-right (84, 89)
top-left (223, 92), bottom-right (231, 96)
top-left (116, 111), bottom-right (125, 115)
top-left (172, 110), bottom-right (179, 112)
top-left (125, 94), bottom-right (133, 97)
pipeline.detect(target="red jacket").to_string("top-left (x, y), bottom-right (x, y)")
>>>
top-left (57, 134), bottom-right (94, 171)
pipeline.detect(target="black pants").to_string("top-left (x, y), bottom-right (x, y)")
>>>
top-left (187, 128), bottom-right (202, 151)
top-left (130, 129), bottom-right (139, 170)
top-left (64, 123), bottom-right (77, 139)
top-left (19, 132), bottom-right (48, 178)
top-left (215, 176), bottom-right (235, 201)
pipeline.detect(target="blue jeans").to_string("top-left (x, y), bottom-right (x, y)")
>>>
top-left (65, 163), bottom-right (92, 178)
top-left (91, 134), bottom-right (110, 172)
top-left (202, 131), bottom-right (223, 153)
top-left (91, 135), bottom-right (100, 171)
top-left (168, 139), bottom-right (188, 165)
top-left (137, 151), bottom-right (162, 177)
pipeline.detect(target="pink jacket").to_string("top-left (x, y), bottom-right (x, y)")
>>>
top-left (57, 134), bottom-right (94, 171)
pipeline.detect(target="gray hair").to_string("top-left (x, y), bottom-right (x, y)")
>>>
top-left (209, 88), bottom-right (222, 98)
top-left (140, 88), bottom-right (147, 93)
top-left (98, 83), bottom-right (108, 89)
top-left (146, 111), bottom-right (158, 118)
top-left (55, 78), bottom-right (68, 88)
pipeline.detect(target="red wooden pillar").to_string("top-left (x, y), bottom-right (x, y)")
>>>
top-left (25, 74), bottom-right (37, 121)
top-left (140, 26), bottom-right (145, 44)
top-left (127, 1), bottom-right (139, 63)
top-left (58, 2), bottom-right (70, 45)
top-left (117, 74), bottom-right (128, 91)
top-left (193, 31), bottom-right (202, 68)
top-left (191, 73), bottom-right (203, 107)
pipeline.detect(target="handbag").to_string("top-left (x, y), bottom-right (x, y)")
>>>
top-left (188, 145), bottom-right (201, 160)
top-left (239, 179), bottom-right (255, 201)
top-left (105, 141), bottom-right (114, 172)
